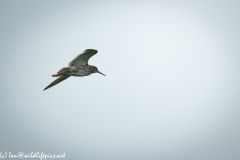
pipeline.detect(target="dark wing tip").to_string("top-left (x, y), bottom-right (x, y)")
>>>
top-left (68, 49), bottom-right (98, 67)
top-left (43, 83), bottom-right (52, 91)
top-left (43, 75), bottom-right (70, 91)
top-left (84, 49), bottom-right (98, 53)
top-left (43, 86), bottom-right (49, 91)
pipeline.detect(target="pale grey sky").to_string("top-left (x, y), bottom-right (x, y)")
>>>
top-left (0, 0), bottom-right (240, 160)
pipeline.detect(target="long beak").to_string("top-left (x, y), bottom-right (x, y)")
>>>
top-left (97, 71), bottom-right (106, 76)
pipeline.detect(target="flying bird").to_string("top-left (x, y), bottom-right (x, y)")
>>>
top-left (43, 49), bottom-right (105, 91)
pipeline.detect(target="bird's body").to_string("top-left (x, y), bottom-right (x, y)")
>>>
top-left (67, 65), bottom-right (95, 77)
top-left (44, 49), bottom-right (105, 90)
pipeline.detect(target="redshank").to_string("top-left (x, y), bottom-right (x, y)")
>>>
top-left (43, 49), bottom-right (105, 91)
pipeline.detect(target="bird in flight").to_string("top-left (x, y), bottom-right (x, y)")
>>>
top-left (43, 49), bottom-right (105, 91)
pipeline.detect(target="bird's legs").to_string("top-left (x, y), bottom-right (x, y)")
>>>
top-left (52, 71), bottom-right (69, 77)
top-left (52, 67), bottom-right (70, 77)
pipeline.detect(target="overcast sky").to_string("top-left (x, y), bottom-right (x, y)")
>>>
top-left (0, 0), bottom-right (240, 160)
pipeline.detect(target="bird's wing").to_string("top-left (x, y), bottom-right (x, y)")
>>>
top-left (43, 75), bottom-right (70, 91)
top-left (68, 49), bottom-right (98, 67)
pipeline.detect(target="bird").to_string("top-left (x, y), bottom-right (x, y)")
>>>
top-left (43, 49), bottom-right (105, 91)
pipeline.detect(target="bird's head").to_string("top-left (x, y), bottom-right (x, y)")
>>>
top-left (92, 66), bottom-right (106, 76)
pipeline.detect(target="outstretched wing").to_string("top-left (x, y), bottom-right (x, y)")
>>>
top-left (68, 49), bottom-right (98, 67)
top-left (43, 75), bottom-right (70, 91)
